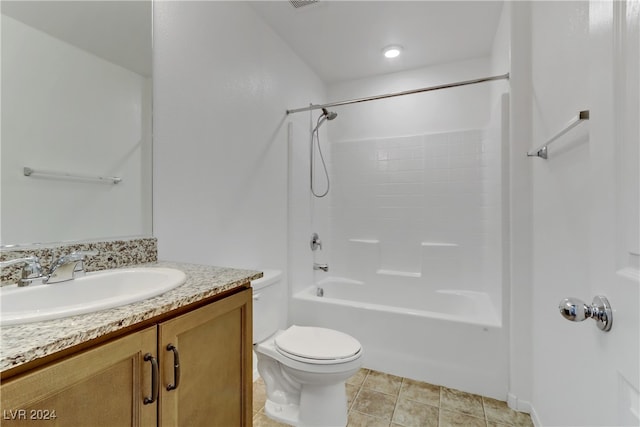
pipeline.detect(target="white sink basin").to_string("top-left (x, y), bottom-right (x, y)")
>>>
top-left (0, 267), bottom-right (186, 326)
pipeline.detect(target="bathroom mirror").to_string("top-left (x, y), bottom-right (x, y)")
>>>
top-left (1, 1), bottom-right (153, 246)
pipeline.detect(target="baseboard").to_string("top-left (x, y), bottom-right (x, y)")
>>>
top-left (508, 392), bottom-right (541, 426)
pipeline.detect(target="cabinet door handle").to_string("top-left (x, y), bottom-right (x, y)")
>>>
top-left (166, 344), bottom-right (181, 391)
top-left (143, 353), bottom-right (159, 404)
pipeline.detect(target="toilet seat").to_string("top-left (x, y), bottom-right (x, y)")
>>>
top-left (275, 325), bottom-right (362, 364)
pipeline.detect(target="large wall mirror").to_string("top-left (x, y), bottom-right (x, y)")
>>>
top-left (1, 1), bottom-right (153, 246)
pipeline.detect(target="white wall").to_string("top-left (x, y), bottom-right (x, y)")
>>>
top-left (529, 2), bottom-right (591, 424)
top-left (1, 14), bottom-right (151, 245)
top-left (512, 1), bottom-right (640, 425)
top-left (153, 1), bottom-right (325, 283)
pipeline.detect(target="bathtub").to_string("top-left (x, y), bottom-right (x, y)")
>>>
top-left (289, 277), bottom-right (508, 400)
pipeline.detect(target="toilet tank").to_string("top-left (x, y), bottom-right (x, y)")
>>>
top-left (251, 269), bottom-right (283, 343)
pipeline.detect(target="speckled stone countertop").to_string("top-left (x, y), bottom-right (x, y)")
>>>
top-left (0, 261), bottom-right (262, 373)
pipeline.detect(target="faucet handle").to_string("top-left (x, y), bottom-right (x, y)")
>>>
top-left (0, 256), bottom-right (45, 287)
top-left (46, 250), bottom-right (99, 283)
top-left (0, 256), bottom-right (39, 268)
top-left (69, 250), bottom-right (98, 271)
top-left (310, 233), bottom-right (323, 251)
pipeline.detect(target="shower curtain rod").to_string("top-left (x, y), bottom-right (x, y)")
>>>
top-left (286, 73), bottom-right (509, 115)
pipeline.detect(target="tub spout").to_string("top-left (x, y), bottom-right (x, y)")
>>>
top-left (313, 263), bottom-right (329, 272)
top-left (316, 287), bottom-right (324, 297)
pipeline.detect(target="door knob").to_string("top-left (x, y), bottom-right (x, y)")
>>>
top-left (558, 295), bottom-right (612, 332)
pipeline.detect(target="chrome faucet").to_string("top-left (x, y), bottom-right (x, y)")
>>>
top-left (310, 233), bottom-right (323, 251)
top-left (0, 256), bottom-right (46, 287)
top-left (45, 250), bottom-right (98, 284)
top-left (313, 263), bottom-right (329, 272)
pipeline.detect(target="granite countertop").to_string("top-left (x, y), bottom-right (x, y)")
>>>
top-left (0, 261), bottom-right (262, 373)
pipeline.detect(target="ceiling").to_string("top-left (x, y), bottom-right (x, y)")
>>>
top-left (2, 1), bottom-right (502, 83)
top-left (249, 1), bottom-right (504, 84)
top-left (1, 1), bottom-right (152, 77)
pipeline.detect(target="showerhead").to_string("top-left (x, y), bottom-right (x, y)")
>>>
top-left (322, 108), bottom-right (338, 120)
top-left (312, 108), bottom-right (338, 134)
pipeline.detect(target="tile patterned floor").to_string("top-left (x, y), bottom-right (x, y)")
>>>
top-left (253, 368), bottom-right (534, 427)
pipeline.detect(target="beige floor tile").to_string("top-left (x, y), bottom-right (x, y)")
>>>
top-left (351, 388), bottom-right (397, 421)
top-left (347, 410), bottom-right (391, 427)
top-left (254, 370), bottom-right (530, 427)
top-left (346, 383), bottom-right (359, 410)
top-left (439, 408), bottom-right (487, 427)
top-left (347, 368), bottom-right (370, 387)
top-left (399, 378), bottom-right (441, 407)
top-left (391, 397), bottom-right (438, 427)
top-left (440, 387), bottom-right (485, 419)
top-left (363, 370), bottom-right (403, 396)
top-left (253, 378), bottom-right (267, 414)
top-left (252, 412), bottom-right (292, 427)
top-left (483, 397), bottom-right (533, 427)
top-left (514, 412), bottom-right (534, 427)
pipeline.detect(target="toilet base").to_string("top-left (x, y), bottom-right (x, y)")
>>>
top-left (264, 382), bottom-right (348, 427)
top-left (264, 400), bottom-right (300, 426)
top-left (299, 382), bottom-right (348, 427)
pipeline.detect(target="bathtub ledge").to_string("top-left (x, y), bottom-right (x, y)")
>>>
top-left (376, 269), bottom-right (421, 278)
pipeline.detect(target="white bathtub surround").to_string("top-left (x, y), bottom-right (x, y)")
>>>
top-left (287, 57), bottom-right (508, 401)
top-left (329, 129), bottom-right (503, 312)
top-left (303, 127), bottom-right (509, 397)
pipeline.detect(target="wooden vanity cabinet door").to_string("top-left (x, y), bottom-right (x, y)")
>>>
top-left (0, 326), bottom-right (157, 427)
top-left (158, 288), bottom-right (252, 427)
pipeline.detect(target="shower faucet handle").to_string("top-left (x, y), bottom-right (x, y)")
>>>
top-left (310, 233), bottom-right (323, 251)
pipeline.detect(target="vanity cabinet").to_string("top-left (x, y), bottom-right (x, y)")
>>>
top-left (158, 288), bottom-right (252, 426)
top-left (1, 326), bottom-right (157, 427)
top-left (0, 288), bottom-right (252, 427)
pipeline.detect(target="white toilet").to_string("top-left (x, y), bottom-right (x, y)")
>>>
top-left (252, 270), bottom-right (363, 427)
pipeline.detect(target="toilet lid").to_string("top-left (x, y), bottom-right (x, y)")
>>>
top-left (275, 325), bottom-right (362, 361)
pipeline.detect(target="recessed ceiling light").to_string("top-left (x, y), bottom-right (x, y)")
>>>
top-left (382, 45), bottom-right (403, 59)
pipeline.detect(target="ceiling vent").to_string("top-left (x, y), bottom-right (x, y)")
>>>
top-left (289, 0), bottom-right (319, 9)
